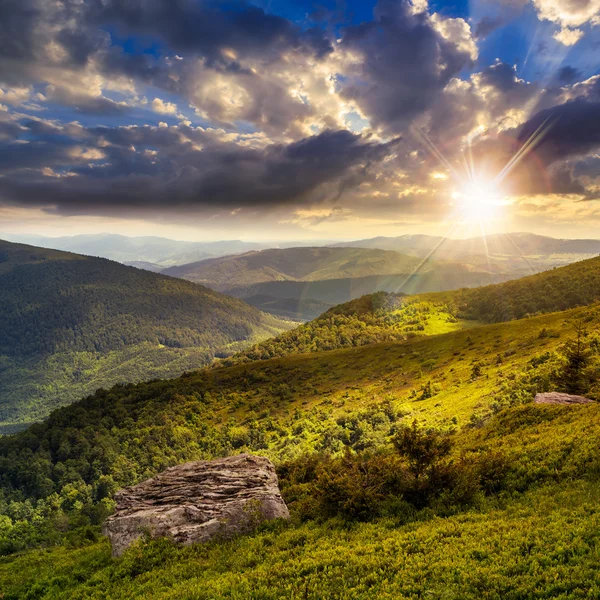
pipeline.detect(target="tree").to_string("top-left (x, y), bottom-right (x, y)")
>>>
top-left (392, 422), bottom-right (452, 480)
top-left (560, 321), bottom-right (592, 395)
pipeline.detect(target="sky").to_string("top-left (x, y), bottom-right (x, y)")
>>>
top-left (0, 0), bottom-right (599, 242)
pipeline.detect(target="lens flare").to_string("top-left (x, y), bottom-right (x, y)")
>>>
top-left (453, 179), bottom-right (505, 222)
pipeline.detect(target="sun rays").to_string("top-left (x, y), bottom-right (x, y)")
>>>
top-left (397, 117), bottom-right (558, 292)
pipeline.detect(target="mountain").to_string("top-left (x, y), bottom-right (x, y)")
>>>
top-left (453, 254), bottom-right (600, 323)
top-left (163, 247), bottom-right (513, 320)
top-left (229, 255), bottom-right (600, 363)
top-left (332, 232), bottom-right (600, 270)
top-left (122, 260), bottom-right (164, 272)
top-left (0, 239), bottom-right (290, 429)
top-left (162, 247), bottom-right (424, 289)
top-left (1, 291), bottom-right (599, 594)
top-left (0, 233), bottom-right (270, 267)
top-left (0, 233), bottom-right (339, 269)
top-left (228, 268), bottom-right (513, 318)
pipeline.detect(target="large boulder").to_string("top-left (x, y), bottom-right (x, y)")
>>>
top-left (534, 392), bottom-right (594, 405)
top-left (103, 453), bottom-right (289, 557)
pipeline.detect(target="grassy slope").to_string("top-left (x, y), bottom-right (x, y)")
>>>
top-left (1, 301), bottom-right (598, 499)
top-left (2, 403), bottom-right (600, 598)
top-left (0, 240), bottom-right (290, 428)
top-left (0, 308), bottom-right (598, 597)
top-left (226, 292), bottom-right (477, 364)
top-left (453, 254), bottom-right (600, 322)
top-left (1, 256), bottom-right (600, 597)
top-left (229, 255), bottom-right (600, 363)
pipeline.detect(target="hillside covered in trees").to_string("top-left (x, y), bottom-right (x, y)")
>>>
top-left (163, 247), bottom-right (424, 289)
top-left (456, 255), bottom-right (600, 323)
top-left (164, 246), bottom-right (517, 319)
top-left (0, 294), bottom-right (599, 595)
top-left (226, 256), bottom-right (600, 364)
top-left (225, 292), bottom-right (473, 363)
top-left (0, 240), bottom-right (289, 429)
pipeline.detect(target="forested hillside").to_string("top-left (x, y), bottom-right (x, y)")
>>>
top-left (0, 240), bottom-right (289, 429)
top-left (0, 297), bottom-right (598, 596)
top-left (226, 292), bottom-right (474, 363)
top-left (457, 255), bottom-right (600, 322)
top-left (228, 256), bottom-right (600, 363)
top-left (164, 247), bottom-right (515, 320)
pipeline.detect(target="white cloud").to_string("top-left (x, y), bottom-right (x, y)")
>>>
top-left (0, 87), bottom-right (32, 107)
top-left (552, 27), bottom-right (584, 45)
top-left (67, 147), bottom-right (106, 161)
top-left (152, 98), bottom-right (179, 115)
top-left (532, 0), bottom-right (600, 28)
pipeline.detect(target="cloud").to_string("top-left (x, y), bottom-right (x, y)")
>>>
top-left (518, 97), bottom-right (600, 164)
top-left (553, 27), bottom-right (584, 45)
top-left (151, 98), bottom-right (178, 115)
top-left (337, 0), bottom-right (477, 134)
top-left (0, 0), bottom-right (332, 128)
top-left (0, 0), bottom-right (598, 233)
top-left (531, 0), bottom-right (600, 45)
top-left (532, 0), bottom-right (600, 29)
top-left (0, 119), bottom-right (401, 218)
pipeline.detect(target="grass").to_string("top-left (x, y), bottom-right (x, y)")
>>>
top-left (1, 297), bottom-right (599, 597)
top-left (2, 479), bottom-right (599, 598)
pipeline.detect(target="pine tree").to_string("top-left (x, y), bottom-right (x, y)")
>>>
top-left (560, 321), bottom-right (592, 395)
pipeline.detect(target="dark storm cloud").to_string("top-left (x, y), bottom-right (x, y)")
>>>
top-left (0, 0), bottom-right (331, 119)
top-left (0, 122), bottom-right (400, 216)
top-left (0, 0), bottom-right (108, 85)
top-left (0, 0), bottom-right (330, 79)
top-left (518, 98), bottom-right (600, 165)
top-left (556, 66), bottom-right (582, 84)
top-left (90, 0), bottom-right (332, 63)
top-left (479, 61), bottom-right (525, 92)
top-left (45, 87), bottom-right (132, 116)
top-left (338, 0), bottom-right (475, 133)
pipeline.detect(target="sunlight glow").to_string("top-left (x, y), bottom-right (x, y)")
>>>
top-left (453, 179), bottom-right (506, 222)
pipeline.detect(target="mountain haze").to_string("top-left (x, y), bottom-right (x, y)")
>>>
top-left (162, 247), bottom-right (424, 289)
top-left (229, 254), bottom-right (600, 363)
top-left (164, 247), bottom-right (513, 319)
top-left (333, 232), bottom-right (600, 268)
top-left (0, 234), bottom-right (270, 268)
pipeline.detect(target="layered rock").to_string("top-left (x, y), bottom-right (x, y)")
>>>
top-left (103, 454), bottom-right (289, 557)
top-left (534, 392), bottom-right (594, 405)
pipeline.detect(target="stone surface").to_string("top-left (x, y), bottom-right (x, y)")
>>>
top-left (534, 392), bottom-right (594, 405)
top-left (103, 453), bottom-right (289, 557)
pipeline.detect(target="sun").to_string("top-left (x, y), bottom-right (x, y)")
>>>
top-left (453, 179), bottom-right (504, 222)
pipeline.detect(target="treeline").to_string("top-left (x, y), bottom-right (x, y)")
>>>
top-left (458, 255), bottom-right (600, 323)
top-left (224, 292), bottom-right (456, 363)
top-left (0, 240), bottom-right (288, 424)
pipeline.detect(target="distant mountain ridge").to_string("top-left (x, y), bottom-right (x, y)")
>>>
top-left (227, 254), bottom-right (600, 364)
top-left (0, 239), bottom-right (290, 429)
top-left (0, 233), bottom-right (336, 268)
top-left (162, 247), bottom-right (424, 289)
top-left (332, 232), bottom-right (600, 260)
top-left (0, 233), bottom-right (266, 267)
top-left (163, 247), bottom-right (516, 320)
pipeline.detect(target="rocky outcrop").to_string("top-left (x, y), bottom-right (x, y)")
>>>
top-left (103, 454), bottom-right (289, 557)
top-left (534, 392), bottom-right (594, 405)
